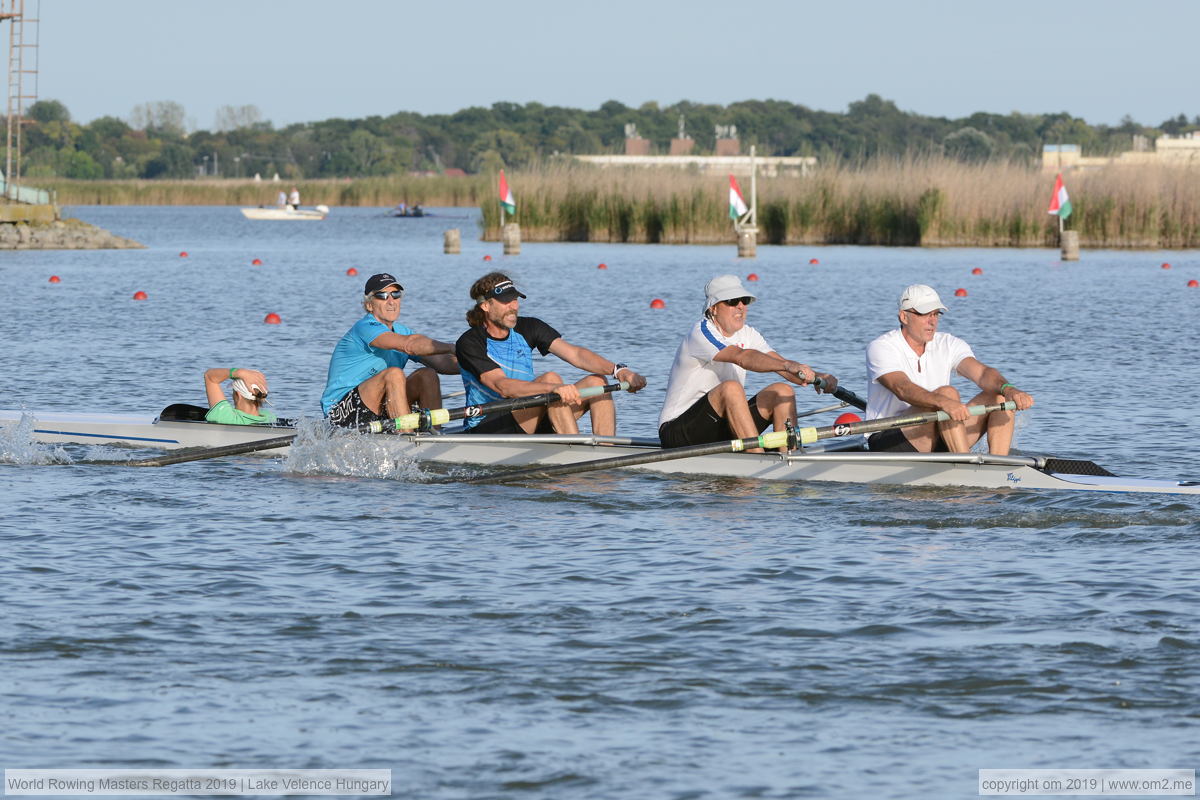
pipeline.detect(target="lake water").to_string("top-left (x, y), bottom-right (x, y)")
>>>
top-left (2, 206), bottom-right (1198, 799)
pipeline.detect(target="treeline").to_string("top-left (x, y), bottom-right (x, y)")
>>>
top-left (13, 95), bottom-right (1200, 181)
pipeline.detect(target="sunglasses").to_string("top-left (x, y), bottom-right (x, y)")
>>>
top-left (721, 297), bottom-right (754, 307)
top-left (371, 290), bottom-right (404, 300)
top-left (904, 308), bottom-right (943, 317)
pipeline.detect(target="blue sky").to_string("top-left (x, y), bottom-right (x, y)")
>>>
top-left (34, 0), bottom-right (1200, 130)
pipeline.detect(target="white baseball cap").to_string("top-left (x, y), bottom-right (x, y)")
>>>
top-left (898, 284), bottom-right (947, 314)
top-left (704, 274), bottom-right (758, 310)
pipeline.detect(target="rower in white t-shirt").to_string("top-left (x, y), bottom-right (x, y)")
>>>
top-left (865, 284), bottom-right (1034, 455)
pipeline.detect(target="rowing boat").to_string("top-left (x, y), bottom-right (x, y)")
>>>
top-left (2, 406), bottom-right (1197, 495)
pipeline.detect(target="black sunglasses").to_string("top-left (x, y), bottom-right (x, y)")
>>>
top-left (371, 290), bottom-right (404, 300)
top-left (722, 296), bottom-right (754, 307)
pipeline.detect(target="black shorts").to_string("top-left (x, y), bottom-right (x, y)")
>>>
top-left (868, 426), bottom-right (948, 452)
top-left (463, 410), bottom-right (556, 435)
top-left (327, 387), bottom-right (382, 428)
top-left (658, 392), bottom-right (769, 448)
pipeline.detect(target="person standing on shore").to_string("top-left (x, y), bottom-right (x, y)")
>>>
top-left (657, 274), bottom-right (838, 452)
top-left (865, 284), bottom-right (1034, 454)
top-left (287, 186), bottom-right (300, 210)
top-left (321, 273), bottom-right (459, 429)
top-left (455, 272), bottom-right (646, 435)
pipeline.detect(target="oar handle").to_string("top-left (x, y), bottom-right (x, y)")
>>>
top-left (371, 381), bottom-right (629, 433)
top-left (795, 401), bottom-right (1017, 445)
top-left (810, 376), bottom-right (867, 410)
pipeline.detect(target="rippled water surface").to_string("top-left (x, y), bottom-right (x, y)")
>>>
top-left (2, 207), bottom-right (1198, 798)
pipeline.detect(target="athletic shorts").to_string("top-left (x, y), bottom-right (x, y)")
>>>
top-left (327, 387), bottom-right (382, 428)
top-left (463, 410), bottom-right (556, 435)
top-left (867, 426), bottom-right (948, 452)
top-left (658, 392), bottom-right (769, 448)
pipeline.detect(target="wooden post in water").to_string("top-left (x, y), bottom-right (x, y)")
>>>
top-left (443, 229), bottom-right (461, 254)
top-left (502, 223), bottom-right (521, 255)
top-left (736, 145), bottom-right (758, 257)
top-left (1060, 229), bottom-right (1079, 261)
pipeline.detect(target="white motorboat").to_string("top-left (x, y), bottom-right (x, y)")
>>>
top-left (2, 405), bottom-right (1197, 495)
top-left (239, 204), bottom-right (329, 220)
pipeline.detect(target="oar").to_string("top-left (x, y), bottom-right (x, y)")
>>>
top-left (367, 381), bottom-right (628, 433)
top-left (82, 382), bottom-right (630, 467)
top-left (810, 376), bottom-right (866, 410)
top-left (466, 401), bottom-right (1016, 485)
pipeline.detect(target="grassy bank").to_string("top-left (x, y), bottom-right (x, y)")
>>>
top-left (42, 175), bottom-right (489, 208)
top-left (480, 160), bottom-right (1200, 248)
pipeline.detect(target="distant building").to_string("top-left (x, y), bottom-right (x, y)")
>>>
top-left (1042, 135), bottom-right (1200, 170)
top-left (574, 154), bottom-right (815, 177)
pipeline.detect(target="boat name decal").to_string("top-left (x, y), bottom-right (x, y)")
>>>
top-left (1006, 472), bottom-right (1021, 484)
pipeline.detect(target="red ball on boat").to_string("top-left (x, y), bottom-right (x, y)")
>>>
top-left (48, 275), bottom-right (61, 283)
top-left (133, 291), bottom-right (148, 300)
top-left (954, 288), bottom-right (968, 297)
top-left (650, 298), bottom-right (666, 309)
top-left (971, 267), bottom-right (983, 275)
top-left (346, 267), bottom-right (358, 276)
top-left (746, 273), bottom-right (759, 281)
top-left (834, 412), bottom-right (862, 426)
top-left (264, 313), bottom-right (282, 324)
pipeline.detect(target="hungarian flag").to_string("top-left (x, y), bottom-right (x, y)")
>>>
top-left (499, 170), bottom-right (516, 215)
top-left (1047, 173), bottom-right (1072, 220)
top-left (728, 174), bottom-right (748, 220)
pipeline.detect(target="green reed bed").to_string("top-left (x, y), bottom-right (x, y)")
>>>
top-left (480, 160), bottom-right (1200, 248)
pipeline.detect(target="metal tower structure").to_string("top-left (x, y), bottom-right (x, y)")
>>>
top-left (1, 0), bottom-right (38, 201)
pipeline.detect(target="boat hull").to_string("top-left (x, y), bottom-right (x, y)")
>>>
top-left (239, 207), bottom-right (327, 220)
top-left (3, 408), bottom-right (1198, 494)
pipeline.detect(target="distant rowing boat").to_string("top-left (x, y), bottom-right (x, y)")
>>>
top-left (2, 406), bottom-right (1197, 495)
top-left (240, 204), bottom-right (330, 220)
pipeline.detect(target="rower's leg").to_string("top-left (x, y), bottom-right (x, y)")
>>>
top-left (707, 380), bottom-right (762, 451)
top-left (538, 371), bottom-right (580, 435)
top-left (968, 390), bottom-right (1015, 455)
top-left (576, 374), bottom-right (613, 436)
top-left (357, 367), bottom-right (410, 424)
top-left (405, 367), bottom-right (442, 413)
top-left (754, 381), bottom-right (797, 451)
top-left (933, 385), bottom-right (971, 452)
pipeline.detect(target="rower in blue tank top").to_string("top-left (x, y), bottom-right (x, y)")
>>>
top-left (454, 272), bottom-right (647, 435)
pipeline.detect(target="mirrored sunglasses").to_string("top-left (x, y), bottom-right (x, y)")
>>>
top-left (371, 290), bottom-right (404, 300)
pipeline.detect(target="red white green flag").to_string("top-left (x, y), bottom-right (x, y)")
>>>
top-left (728, 174), bottom-right (748, 220)
top-left (1047, 173), bottom-right (1072, 219)
top-left (499, 170), bottom-right (516, 215)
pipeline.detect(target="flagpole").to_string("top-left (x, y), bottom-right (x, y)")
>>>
top-left (499, 170), bottom-right (505, 229)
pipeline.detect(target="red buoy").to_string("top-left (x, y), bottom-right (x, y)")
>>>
top-left (834, 412), bottom-right (862, 426)
top-left (346, 267), bottom-right (358, 276)
top-left (1188, 279), bottom-right (1199, 288)
top-left (264, 313), bottom-right (282, 324)
top-left (483, 254), bottom-right (493, 262)
top-left (1162, 262), bottom-right (1171, 269)
top-left (650, 298), bottom-right (666, 309)
top-left (746, 273), bottom-right (759, 281)
top-left (251, 258), bottom-right (263, 266)
top-left (598, 263), bottom-right (607, 270)
top-left (179, 251), bottom-right (188, 258)
top-left (809, 258), bottom-right (819, 265)
top-left (954, 288), bottom-right (968, 297)
top-left (971, 267), bottom-right (983, 275)
top-left (48, 275), bottom-right (61, 283)
top-left (133, 291), bottom-right (148, 300)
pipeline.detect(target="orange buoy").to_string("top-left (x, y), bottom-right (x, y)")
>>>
top-left (650, 298), bottom-right (666, 309)
top-left (809, 258), bottom-right (819, 265)
top-left (834, 412), bottom-right (862, 426)
top-left (1162, 262), bottom-right (1171, 269)
top-left (179, 251), bottom-right (188, 258)
top-left (48, 275), bottom-right (61, 283)
top-left (1188, 279), bottom-right (1199, 288)
top-left (133, 291), bottom-right (148, 300)
top-left (346, 267), bottom-right (358, 276)
top-left (598, 263), bottom-right (607, 270)
top-left (264, 313), bottom-right (282, 324)
top-left (746, 273), bottom-right (759, 281)
top-left (483, 254), bottom-right (493, 262)
top-left (251, 258), bottom-right (263, 266)
top-left (971, 267), bottom-right (983, 275)
top-left (954, 288), bottom-right (968, 297)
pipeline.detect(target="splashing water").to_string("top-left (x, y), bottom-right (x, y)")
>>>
top-left (0, 414), bottom-right (71, 465)
top-left (282, 417), bottom-right (431, 481)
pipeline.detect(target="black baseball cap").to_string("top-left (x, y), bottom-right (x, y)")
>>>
top-left (481, 279), bottom-right (526, 302)
top-left (364, 273), bottom-right (404, 294)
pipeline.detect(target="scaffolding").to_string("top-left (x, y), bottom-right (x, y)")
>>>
top-left (2, 0), bottom-right (38, 202)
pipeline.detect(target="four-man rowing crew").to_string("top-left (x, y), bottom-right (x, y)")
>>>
top-left (1, 272), bottom-right (1197, 495)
